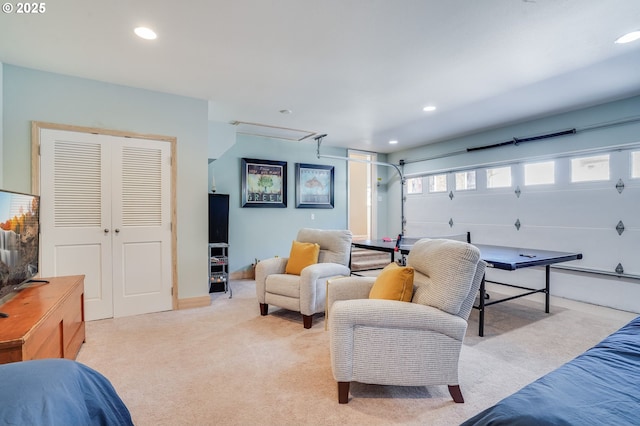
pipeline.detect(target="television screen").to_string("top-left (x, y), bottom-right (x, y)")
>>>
top-left (0, 189), bottom-right (40, 304)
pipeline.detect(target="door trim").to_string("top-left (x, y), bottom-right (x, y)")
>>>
top-left (31, 121), bottom-right (179, 310)
top-left (347, 149), bottom-right (378, 240)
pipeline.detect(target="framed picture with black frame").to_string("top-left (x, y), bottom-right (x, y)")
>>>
top-left (241, 158), bottom-right (287, 208)
top-left (295, 163), bottom-right (334, 208)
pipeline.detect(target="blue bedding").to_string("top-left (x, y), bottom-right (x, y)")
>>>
top-left (462, 316), bottom-right (640, 426)
top-left (0, 358), bottom-right (133, 426)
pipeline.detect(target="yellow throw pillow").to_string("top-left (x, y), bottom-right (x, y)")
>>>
top-left (369, 262), bottom-right (414, 302)
top-left (285, 241), bottom-right (320, 275)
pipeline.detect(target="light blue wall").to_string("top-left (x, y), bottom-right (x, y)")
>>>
top-left (387, 95), bottom-right (640, 234)
top-left (11, 62), bottom-right (635, 305)
top-left (208, 121), bottom-right (236, 160)
top-left (209, 134), bottom-right (349, 273)
top-left (2, 64), bottom-right (209, 299)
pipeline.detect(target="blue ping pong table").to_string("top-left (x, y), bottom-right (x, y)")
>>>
top-left (351, 238), bottom-right (583, 336)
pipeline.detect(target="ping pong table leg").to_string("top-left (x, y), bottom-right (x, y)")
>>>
top-left (478, 274), bottom-right (486, 337)
top-left (545, 265), bottom-right (550, 314)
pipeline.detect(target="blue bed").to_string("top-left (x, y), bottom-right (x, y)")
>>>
top-left (0, 358), bottom-right (133, 426)
top-left (462, 316), bottom-right (640, 426)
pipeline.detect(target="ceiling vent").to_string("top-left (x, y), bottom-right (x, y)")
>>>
top-left (230, 121), bottom-right (317, 142)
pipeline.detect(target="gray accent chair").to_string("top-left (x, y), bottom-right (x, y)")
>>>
top-left (255, 228), bottom-right (352, 329)
top-left (327, 238), bottom-right (485, 403)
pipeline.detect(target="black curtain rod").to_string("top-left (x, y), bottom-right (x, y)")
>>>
top-left (467, 128), bottom-right (576, 152)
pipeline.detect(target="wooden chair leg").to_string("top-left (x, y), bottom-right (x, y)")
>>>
top-left (338, 382), bottom-right (350, 404)
top-left (259, 303), bottom-right (268, 316)
top-left (448, 385), bottom-right (464, 403)
top-left (302, 314), bottom-right (313, 329)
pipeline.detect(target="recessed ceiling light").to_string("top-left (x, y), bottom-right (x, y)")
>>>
top-left (389, 140), bottom-right (398, 145)
top-left (423, 105), bottom-right (437, 112)
top-left (614, 30), bottom-right (640, 44)
top-left (134, 27), bottom-right (157, 40)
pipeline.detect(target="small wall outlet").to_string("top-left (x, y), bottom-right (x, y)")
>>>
top-left (311, 213), bottom-right (315, 220)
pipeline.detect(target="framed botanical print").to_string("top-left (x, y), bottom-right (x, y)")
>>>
top-left (241, 158), bottom-right (287, 208)
top-left (295, 163), bottom-right (334, 208)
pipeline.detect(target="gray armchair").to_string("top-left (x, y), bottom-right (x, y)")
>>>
top-left (327, 238), bottom-right (485, 403)
top-left (255, 228), bottom-right (352, 329)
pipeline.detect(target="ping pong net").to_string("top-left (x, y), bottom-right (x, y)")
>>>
top-left (394, 232), bottom-right (471, 265)
top-left (398, 232), bottom-right (470, 246)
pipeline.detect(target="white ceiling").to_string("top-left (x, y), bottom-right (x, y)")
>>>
top-left (1, 0), bottom-right (640, 153)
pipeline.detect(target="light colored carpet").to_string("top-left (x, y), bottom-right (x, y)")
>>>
top-left (76, 280), bottom-right (637, 426)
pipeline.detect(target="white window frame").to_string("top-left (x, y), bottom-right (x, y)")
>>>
top-left (486, 166), bottom-right (512, 189)
top-left (406, 177), bottom-right (423, 194)
top-left (524, 160), bottom-right (555, 186)
top-left (428, 174), bottom-right (447, 193)
top-left (455, 170), bottom-right (476, 191)
top-left (570, 154), bottom-right (610, 183)
top-left (631, 151), bottom-right (640, 179)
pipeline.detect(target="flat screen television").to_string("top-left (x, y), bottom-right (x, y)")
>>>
top-left (0, 189), bottom-right (40, 305)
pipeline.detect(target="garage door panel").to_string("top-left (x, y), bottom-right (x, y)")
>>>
top-left (518, 187), bottom-right (621, 228)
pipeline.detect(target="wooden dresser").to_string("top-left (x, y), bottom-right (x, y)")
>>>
top-left (0, 275), bottom-right (85, 364)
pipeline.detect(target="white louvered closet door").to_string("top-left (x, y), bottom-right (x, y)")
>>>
top-left (111, 139), bottom-right (172, 317)
top-left (39, 129), bottom-right (172, 320)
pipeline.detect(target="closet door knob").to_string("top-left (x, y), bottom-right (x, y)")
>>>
top-left (104, 229), bottom-right (110, 234)
top-left (115, 229), bottom-right (120, 234)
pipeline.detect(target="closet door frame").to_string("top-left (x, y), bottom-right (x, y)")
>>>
top-left (31, 121), bottom-right (178, 311)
